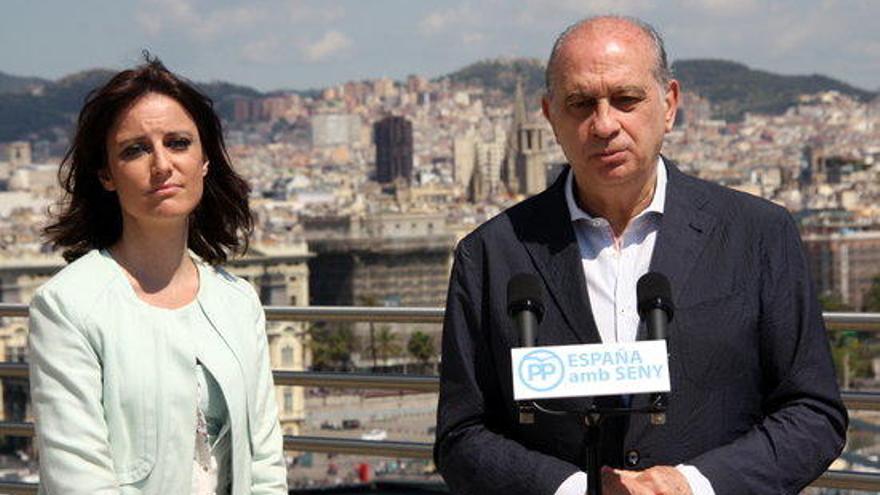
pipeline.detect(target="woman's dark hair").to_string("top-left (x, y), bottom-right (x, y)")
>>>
top-left (45, 55), bottom-right (252, 264)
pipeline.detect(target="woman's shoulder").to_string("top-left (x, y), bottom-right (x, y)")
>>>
top-left (198, 262), bottom-right (260, 305)
top-left (34, 250), bottom-right (121, 303)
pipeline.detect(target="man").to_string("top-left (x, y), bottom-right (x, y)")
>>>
top-left (435, 15), bottom-right (847, 495)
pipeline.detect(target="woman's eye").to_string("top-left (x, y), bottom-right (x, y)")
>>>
top-left (120, 143), bottom-right (148, 160)
top-left (167, 137), bottom-right (191, 151)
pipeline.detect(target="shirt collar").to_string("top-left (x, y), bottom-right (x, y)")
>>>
top-left (565, 156), bottom-right (667, 224)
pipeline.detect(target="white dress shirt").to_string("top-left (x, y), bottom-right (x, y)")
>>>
top-left (553, 158), bottom-right (715, 495)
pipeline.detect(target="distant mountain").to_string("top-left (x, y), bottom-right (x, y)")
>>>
top-left (442, 57), bottom-right (877, 122)
top-left (442, 58), bottom-right (545, 101)
top-left (0, 71), bottom-right (50, 95)
top-left (0, 69), bottom-right (264, 142)
top-left (672, 59), bottom-right (877, 121)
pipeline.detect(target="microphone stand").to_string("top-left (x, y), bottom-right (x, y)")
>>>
top-left (527, 396), bottom-right (666, 495)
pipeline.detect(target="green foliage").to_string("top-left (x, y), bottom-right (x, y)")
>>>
top-left (375, 326), bottom-right (401, 364)
top-left (407, 331), bottom-right (436, 373)
top-left (444, 57), bottom-right (544, 94)
top-left (308, 323), bottom-right (356, 371)
top-left (672, 59), bottom-right (876, 122)
top-left (818, 293), bottom-right (853, 312)
top-left (863, 275), bottom-right (880, 312)
top-left (829, 330), bottom-right (876, 387)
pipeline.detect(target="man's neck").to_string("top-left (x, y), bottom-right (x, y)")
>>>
top-left (573, 167), bottom-right (658, 237)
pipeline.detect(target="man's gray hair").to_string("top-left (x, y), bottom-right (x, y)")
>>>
top-left (545, 15), bottom-right (673, 96)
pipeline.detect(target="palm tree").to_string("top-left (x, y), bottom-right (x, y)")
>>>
top-left (407, 331), bottom-right (436, 374)
top-left (375, 326), bottom-right (401, 369)
top-left (308, 323), bottom-right (356, 371)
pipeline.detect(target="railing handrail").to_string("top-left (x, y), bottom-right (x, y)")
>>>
top-left (2, 362), bottom-right (880, 411)
top-left (5, 303), bottom-right (880, 329)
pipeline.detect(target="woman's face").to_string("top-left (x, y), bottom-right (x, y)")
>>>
top-left (100, 92), bottom-right (207, 230)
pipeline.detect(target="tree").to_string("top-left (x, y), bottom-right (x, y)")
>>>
top-left (359, 295), bottom-right (381, 370)
top-left (375, 326), bottom-right (401, 368)
top-left (308, 323), bottom-right (356, 371)
top-left (863, 275), bottom-right (880, 312)
top-left (818, 293), bottom-right (852, 312)
top-left (407, 331), bottom-right (436, 374)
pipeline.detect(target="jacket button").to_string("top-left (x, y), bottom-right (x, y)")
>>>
top-left (625, 449), bottom-right (640, 467)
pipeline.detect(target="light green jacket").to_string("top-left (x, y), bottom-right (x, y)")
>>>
top-left (28, 250), bottom-right (287, 494)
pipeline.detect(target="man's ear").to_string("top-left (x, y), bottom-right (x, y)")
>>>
top-left (542, 96), bottom-right (560, 144)
top-left (663, 80), bottom-right (680, 132)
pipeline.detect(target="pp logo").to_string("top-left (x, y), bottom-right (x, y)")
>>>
top-left (518, 349), bottom-right (565, 391)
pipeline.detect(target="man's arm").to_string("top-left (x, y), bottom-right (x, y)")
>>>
top-left (688, 212), bottom-right (848, 494)
top-left (435, 243), bottom-right (582, 495)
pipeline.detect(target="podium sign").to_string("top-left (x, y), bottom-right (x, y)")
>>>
top-left (511, 341), bottom-right (670, 401)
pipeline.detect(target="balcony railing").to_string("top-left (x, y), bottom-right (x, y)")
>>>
top-left (0, 303), bottom-right (879, 492)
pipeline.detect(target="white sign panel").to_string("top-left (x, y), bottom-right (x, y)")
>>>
top-left (511, 341), bottom-right (671, 400)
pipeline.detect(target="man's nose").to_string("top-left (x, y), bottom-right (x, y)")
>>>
top-left (591, 102), bottom-right (620, 139)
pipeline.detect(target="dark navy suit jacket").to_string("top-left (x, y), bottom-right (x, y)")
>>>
top-left (435, 161), bottom-right (847, 494)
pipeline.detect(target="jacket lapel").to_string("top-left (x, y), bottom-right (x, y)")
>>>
top-left (514, 168), bottom-right (601, 345)
top-left (648, 161), bottom-right (717, 304)
top-left (629, 159), bottom-right (717, 437)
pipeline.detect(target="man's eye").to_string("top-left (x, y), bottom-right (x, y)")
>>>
top-left (614, 96), bottom-right (641, 110)
top-left (120, 143), bottom-right (148, 160)
top-left (166, 137), bottom-right (191, 151)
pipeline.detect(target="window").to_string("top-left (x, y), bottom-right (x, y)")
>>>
top-left (284, 388), bottom-right (294, 412)
top-left (282, 345), bottom-right (294, 367)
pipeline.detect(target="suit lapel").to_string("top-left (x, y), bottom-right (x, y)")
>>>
top-left (514, 168), bottom-right (601, 345)
top-left (648, 161), bottom-right (716, 304)
top-left (629, 159), bottom-right (717, 437)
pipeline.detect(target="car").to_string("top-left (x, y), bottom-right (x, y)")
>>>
top-left (360, 428), bottom-right (388, 441)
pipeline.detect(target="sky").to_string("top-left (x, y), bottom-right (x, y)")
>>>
top-left (2, 0), bottom-right (879, 93)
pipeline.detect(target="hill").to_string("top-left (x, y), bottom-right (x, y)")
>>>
top-left (0, 71), bottom-right (50, 95)
top-left (0, 69), bottom-right (263, 142)
top-left (671, 59), bottom-right (876, 121)
top-left (442, 57), bottom-right (877, 122)
top-left (443, 57), bottom-right (545, 94)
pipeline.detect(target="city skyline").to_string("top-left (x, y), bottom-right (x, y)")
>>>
top-left (2, 0), bottom-right (879, 92)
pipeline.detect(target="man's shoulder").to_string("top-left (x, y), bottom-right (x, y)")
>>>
top-left (459, 181), bottom-right (563, 252)
top-left (670, 163), bottom-right (792, 224)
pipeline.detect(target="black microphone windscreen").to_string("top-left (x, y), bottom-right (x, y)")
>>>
top-left (507, 273), bottom-right (545, 320)
top-left (637, 272), bottom-right (674, 320)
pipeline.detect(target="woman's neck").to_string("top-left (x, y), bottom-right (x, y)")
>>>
top-left (110, 219), bottom-right (199, 308)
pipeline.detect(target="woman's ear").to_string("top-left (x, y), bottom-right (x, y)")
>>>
top-left (98, 168), bottom-right (116, 191)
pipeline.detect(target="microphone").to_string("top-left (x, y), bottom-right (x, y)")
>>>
top-left (637, 272), bottom-right (674, 425)
top-left (507, 273), bottom-right (545, 348)
top-left (507, 273), bottom-right (545, 424)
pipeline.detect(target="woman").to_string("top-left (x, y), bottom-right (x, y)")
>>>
top-left (28, 57), bottom-right (287, 494)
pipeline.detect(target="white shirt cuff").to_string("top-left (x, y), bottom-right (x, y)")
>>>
top-left (554, 471), bottom-right (587, 495)
top-left (676, 464), bottom-right (716, 495)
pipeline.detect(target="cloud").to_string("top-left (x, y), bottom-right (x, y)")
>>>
top-left (285, 1), bottom-right (345, 23)
top-left (301, 30), bottom-right (352, 62)
top-left (240, 37), bottom-right (284, 64)
top-left (462, 32), bottom-right (486, 45)
top-left (137, 0), bottom-right (343, 43)
top-left (419, 5), bottom-right (484, 36)
top-left (136, 0), bottom-right (266, 42)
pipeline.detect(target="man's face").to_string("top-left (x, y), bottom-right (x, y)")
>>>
top-left (542, 23), bottom-right (679, 195)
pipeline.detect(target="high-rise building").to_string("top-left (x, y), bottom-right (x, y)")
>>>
top-left (374, 116), bottom-right (413, 184)
top-left (802, 230), bottom-right (880, 310)
top-left (311, 113), bottom-right (361, 148)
